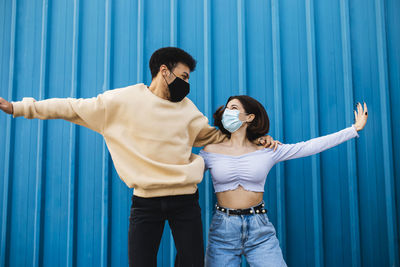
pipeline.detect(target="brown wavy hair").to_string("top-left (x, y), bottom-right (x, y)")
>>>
top-left (213, 95), bottom-right (270, 141)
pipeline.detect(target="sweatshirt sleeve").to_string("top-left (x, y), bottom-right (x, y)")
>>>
top-left (193, 116), bottom-right (228, 147)
top-left (12, 93), bottom-right (107, 134)
top-left (272, 126), bottom-right (359, 163)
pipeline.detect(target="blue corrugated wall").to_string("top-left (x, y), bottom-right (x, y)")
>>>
top-left (0, 0), bottom-right (399, 266)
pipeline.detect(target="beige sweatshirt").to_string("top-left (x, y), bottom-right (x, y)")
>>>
top-left (12, 83), bottom-right (227, 197)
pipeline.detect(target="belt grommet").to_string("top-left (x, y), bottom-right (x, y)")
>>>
top-left (250, 210), bottom-right (254, 214)
top-left (256, 210), bottom-right (260, 214)
top-left (262, 203), bottom-right (265, 207)
top-left (262, 209), bottom-right (266, 213)
top-left (221, 208), bottom-right (225, 212)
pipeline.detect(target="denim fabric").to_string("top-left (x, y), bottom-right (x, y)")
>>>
top-left (205, 208), bottom-right (286, 267)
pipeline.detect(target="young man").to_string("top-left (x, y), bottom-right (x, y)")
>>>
top-left (0, 47), bottom-right (277, 266)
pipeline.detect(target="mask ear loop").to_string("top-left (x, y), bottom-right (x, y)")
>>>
top-left (162, 69), bottom-right (176, 87)
top-left (161, 69), bottom-right (175, 101)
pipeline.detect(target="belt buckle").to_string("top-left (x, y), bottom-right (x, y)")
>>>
top-left (235, 209), bottom-right (244, 215)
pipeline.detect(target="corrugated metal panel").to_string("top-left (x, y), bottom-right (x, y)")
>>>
top-left (0, 0), bottom-right (399, 266)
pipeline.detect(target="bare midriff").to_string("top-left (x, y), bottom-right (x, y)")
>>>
top-left (216, 185), bottom-right (264, 209)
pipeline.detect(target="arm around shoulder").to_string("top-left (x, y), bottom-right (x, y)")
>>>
top-left (193, 115), bottom-right (228, 147)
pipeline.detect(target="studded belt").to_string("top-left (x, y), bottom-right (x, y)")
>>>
top-left (215, 202), bottom-right (267, 216)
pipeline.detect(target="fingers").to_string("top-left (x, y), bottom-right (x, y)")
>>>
top-left (0, 98), bottom-right (13, 114)
top-left (363, 102), bottom-right (368, 116)
top-left (267, 141), bottom-right (274, 149)
top-left (273, 141), bottom-right (278, 152)
top-left (274, 141), bottom-right (282, 151)
top-left (263, 136), bottom-right (274, 148)
top-left (353, 102), bottom-right (368, 131)
top-left (259, 138), bottom-right (266, 146)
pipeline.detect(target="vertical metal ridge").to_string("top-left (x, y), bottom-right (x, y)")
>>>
top-left (374, 0), bottom-right (398, 265)
top-left (170, 0), bottom-right (177, 46)
top-left (237, 0), bottom-right (247, 95)
top-left (305, 0), bottom-right (323, 266)
top-left (137, 0), bottom-right (144, 83)
top-left (33, 0), bottom-right (48, 266)
top-left (1, 0), bottom-right (16, 266)
top-left (101, 1), bottom-right (112, 267)
top-left (270, 0), bottom-right (286, 257)
top-left (67, 1), bottom-right (80, 266)
top-left (339, 1), bottom-right (361, 266)
top-left (203, 0), bottom-right (213, 244)
top-left (169, 1), bottom-right (178, 262)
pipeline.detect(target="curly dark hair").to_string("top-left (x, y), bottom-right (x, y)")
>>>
top-left (149, 47), bottom-right (197, 79)
top-left (213, 95), bottom-right (270, 141)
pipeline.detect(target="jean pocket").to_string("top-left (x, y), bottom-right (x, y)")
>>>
top-left (257, 213), bottom-right (271, 225)
top-left (209, 211), bottom-right (225, 231)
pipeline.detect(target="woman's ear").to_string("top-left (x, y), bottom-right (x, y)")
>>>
top-left (247, 114), bottom-right (255, 123)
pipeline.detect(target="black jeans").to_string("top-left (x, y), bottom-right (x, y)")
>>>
top-left (128, 190), bottom-right (204, 267)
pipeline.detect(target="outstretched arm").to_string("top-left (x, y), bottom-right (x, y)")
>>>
top-left (272, 102), bottom-right (368, 163)
top-left (0, 94), bottom-right (107, 134)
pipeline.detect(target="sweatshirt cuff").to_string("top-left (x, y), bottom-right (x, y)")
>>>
top-left (12, 97), bottom-right (35, 118)
top-left (11, 101), bottom-right (24, 118)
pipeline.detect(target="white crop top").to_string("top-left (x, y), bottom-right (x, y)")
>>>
top-left (199, 126), bottom-right (359, 193)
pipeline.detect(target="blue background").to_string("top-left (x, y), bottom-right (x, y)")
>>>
top-left (0, 0), bottom-right (399, 266)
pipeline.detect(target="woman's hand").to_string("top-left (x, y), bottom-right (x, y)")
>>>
top-left (353, 102), bottom-right (368, 131)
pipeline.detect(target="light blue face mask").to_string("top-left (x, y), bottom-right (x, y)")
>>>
top-left (221, 109), bottom-right (244, 133)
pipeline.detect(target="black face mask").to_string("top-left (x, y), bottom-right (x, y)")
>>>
top-left (164, 71), bottom-right (190, 102)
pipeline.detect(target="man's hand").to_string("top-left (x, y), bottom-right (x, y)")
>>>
top-left (0, 97), bottom-right (13, 115)
top-left (258, 135), bottom-right (282, 151)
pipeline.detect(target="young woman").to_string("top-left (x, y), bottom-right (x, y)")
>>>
top-left (199, 96), bottom-right (368, 267)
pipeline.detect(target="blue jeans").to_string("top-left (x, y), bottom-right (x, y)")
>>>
top-left (205, 206), bottom-right (286, 267)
